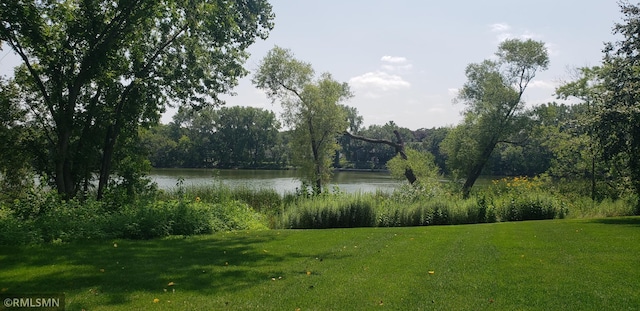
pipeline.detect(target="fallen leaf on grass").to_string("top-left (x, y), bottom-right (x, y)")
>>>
top-left (168, 282), bottom-right (174, 286)
top-left (153, 298), bottom-right (160, 303)
top-left (428, 271), bottom-right (435, 275)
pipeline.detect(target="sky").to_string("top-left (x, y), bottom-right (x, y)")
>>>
top-left (0, 1), bottom-right (624, 130)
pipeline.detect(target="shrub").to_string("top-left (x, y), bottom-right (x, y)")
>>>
top-left (0, 187), bottom-right (268, 244)
top-left (36, 199), bottom-right (111, 242)
top-left (0, 205), bottom-right (40, 245)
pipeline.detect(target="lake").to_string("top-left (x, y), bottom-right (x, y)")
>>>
top-left (149, 168), bottom-right (400, 194)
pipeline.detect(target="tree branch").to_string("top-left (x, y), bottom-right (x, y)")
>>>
top-left (343, 131), bottom-right (402, 149)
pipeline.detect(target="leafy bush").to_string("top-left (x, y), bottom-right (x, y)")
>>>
top-left (0, 205), bottom-right (40, 244)
top-left (37, 199), bottom-right (111, 242)
top-left (0, 189), bottom-right (267, 244)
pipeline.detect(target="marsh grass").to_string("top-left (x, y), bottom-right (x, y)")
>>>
top-left (159, 182), bottom-right (283, 214)
top-left (1, 218), bottom-right (639, 310)
top-left (279, 188), bottom-right (566, 229)
top-left (279, 193), bottom-right (377, 228)
top-left (1, 177), bottom-right (638, 244)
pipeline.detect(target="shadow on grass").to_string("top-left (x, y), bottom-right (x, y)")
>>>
top-left (590, 216), bottom-right (640, 226)
top-left (0, 232), bottom-right (318, 308)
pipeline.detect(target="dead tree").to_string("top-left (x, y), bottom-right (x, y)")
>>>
top-left (343, 130), bottom-right (417, 184)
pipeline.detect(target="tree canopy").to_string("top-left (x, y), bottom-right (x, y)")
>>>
top-left (593, 1), bottom-right (640, 199)
top-left (253, 46), bottom-right (352, 194)
top-left (442, 38), bottom-right (549, 197)
top-left (0, 0), bottom-right (274, 199)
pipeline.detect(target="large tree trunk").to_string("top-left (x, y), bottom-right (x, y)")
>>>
top-left (54, 126), bottom-right (76, 199)
top-left (461, 140), bottom-right (498, 198)
top-left (343, 130), bottom-right (416, 184)
top-left (305, 116), bottom-right (323, 194)
top-left (97, 125), bottom-right (117, 200)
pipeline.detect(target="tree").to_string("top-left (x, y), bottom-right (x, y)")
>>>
top-left (168, 106), bottom-right (213, 167)
top-left (335, 105), bottom-right (364, 168)
top-left (0, 1), bottom-right (274, 199)
top-left (344, 129), bottom-right (418, 184)
top-left (253, 46), bottom-right (351, 194)
top-left (412, 127), bottom-right (450, 174)
top-left (0, 77), bottom-right (33, 200)
top-left (594, 1), bottom-right (640, 203)
top-left (441, 38), bottom-right (549, 198)
top-left (345, 122), bottom-right (415, 169)
top-left (139, 124), bottom-right (179, 168)
top-left (386, 148), bottom-right (440, 192)
top-left (214, 106), bottom-right (280, 168)
top-left (555, 67), bottom-right (604, 201)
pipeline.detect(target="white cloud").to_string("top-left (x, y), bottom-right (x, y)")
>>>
top-left (490, 23), bottom-right (546, 44)
top-left (491, 23), bottom-right (511, 33)
top-left (381, 55), bottom-right (408, 64)
top-left (380, 55), bottom-right (412, 72)
top-left (447, 88), bottom-right (459, 97)
top-left (349, 71), bottom-right (411, 91)
top-left (350, 56), bottom-right (413, 98)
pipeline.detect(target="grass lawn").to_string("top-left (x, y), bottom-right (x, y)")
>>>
top-left (1, 217), bottom-right (639, 310)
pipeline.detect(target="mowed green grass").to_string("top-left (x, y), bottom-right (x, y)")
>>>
top-left (1, 218), bottom-right (639, 310)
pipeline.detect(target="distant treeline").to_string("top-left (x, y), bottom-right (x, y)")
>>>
top-left (142, 102), bottom-right (589, 179)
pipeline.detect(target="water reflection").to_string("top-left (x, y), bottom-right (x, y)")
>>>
top-left (149, 169), bottom-right (399, 195)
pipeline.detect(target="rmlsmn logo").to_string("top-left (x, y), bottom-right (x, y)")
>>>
top-left (1, 294), bottom-right (65, 311)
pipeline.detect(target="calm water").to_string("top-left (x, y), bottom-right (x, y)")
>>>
top-left (149, 169), bottom-right (399, 194)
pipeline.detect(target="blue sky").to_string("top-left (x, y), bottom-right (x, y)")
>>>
top-left (216, 0), bottom-right (623, 129)
top-left (0, 1), bottom-right (624, 129)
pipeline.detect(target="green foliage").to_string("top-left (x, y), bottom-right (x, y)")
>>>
top-left (343, 121), bottom-right (416, 169)
top-left (589, 2), bottom-right (640, 199)
top-left (154, 105), bottom-right (283, 168)
top-left (2, 175), bottom-right (639, 244)
top-left (253, 47), bottom-right (351, 194)
top-left (0, 205), bottom-right (40, 245)
top-left (443, 38), bottom-right (549, 197)
top-left (0, 78), bottom-right (33, 201)
top-left (484, 176), bottom-right (567, 221)
top-left (387, 148), bottom-right (441, 192)
top-left (279, 194), bottom-right (377, 229)
top-left (0, 188), bottom-right (268, 245)
top-left (0, 0), bottom-right (274, 199)
top-left (159, 182), bottom-right (283, 214)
